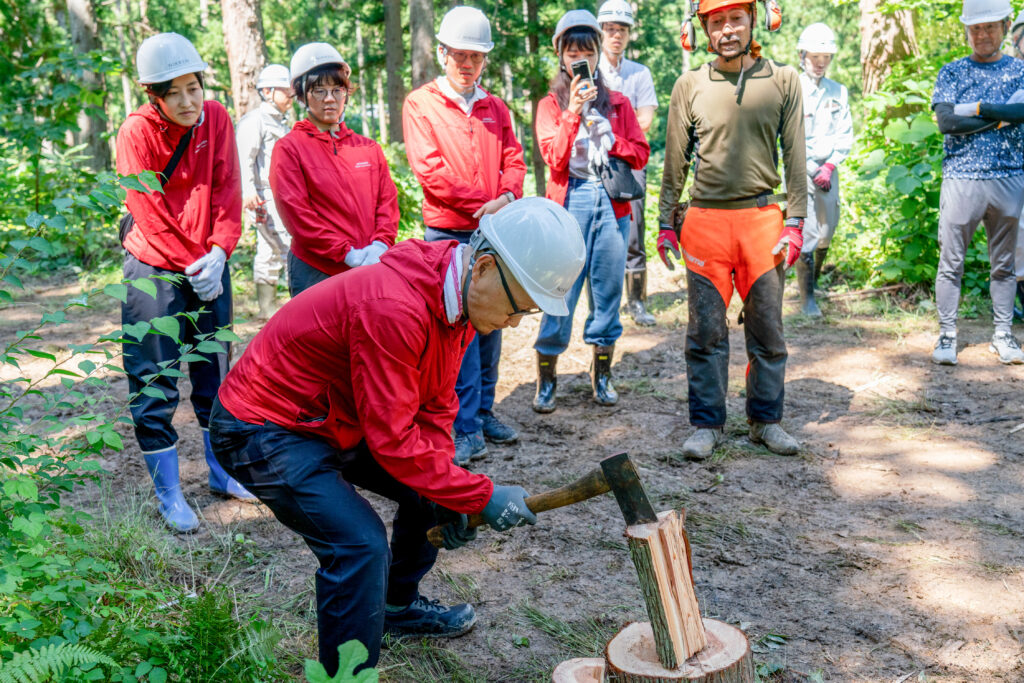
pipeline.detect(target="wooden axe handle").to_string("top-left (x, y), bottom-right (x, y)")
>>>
top-left (427, 467), bottom-right (610, 549)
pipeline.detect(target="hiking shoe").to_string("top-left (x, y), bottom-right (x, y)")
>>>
top-left (932, 333), bottom-right (958, 366)
top-left (990, 331), bottom-right (1024, 364)
top-left (682, 427), bottom-right (724, 460)
top-left (749, 422), bottom-right (799, 455)
top-left (480, 412), bottom-right (518, 444)
top-left (453, 430), bottom-right (487, 466)
top-left (384, 596), bottom-right (477, 639)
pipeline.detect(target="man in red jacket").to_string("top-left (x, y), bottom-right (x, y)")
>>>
top-left (208, 198), bottom-right (585, 675)
top-left (403, 6), bottom-right (527, 465)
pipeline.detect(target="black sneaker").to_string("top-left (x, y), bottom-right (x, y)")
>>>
top-left (480, 412), bottom-right (518, 444)
top-left (383, 596), bottom-right (477, 639)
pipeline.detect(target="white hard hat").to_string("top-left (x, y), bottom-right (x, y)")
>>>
top-left (960, 0), bottom-right (1011, 25)
top-left (472, 198), bottom-right (586, 316)
top-left (1011, 7), bottom-right (1024, 32)
top-left (552, 9), bottom-right (602, 51)
top-left (598, 0), bottom-right (635, 27)
top-left (256, 64), bottom-right (291, 89)
top-left (289, 43), bottom-right (351, 83)
top-left (796, 23), bottom-right (837, 54)
top-left (436, 6), bottom-right (494, 52)
top-left (136, 32), bottom-right (208, 85)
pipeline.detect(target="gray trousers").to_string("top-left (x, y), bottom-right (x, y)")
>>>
top-left (802, 170), bottom-right (840, 253)
top-left (626, 169), bottom-right (647, 273)
top-left (936, 175), bottom-right (1024, 334)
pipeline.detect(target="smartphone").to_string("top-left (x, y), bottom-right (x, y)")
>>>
top-left (570, 59), bottom-right (594, 91)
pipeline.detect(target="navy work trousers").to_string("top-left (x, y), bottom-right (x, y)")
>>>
top-left (287, 250), bottom-right (332, 297)
top-left (122, 252), bottom-right (231, 452)
top-left (207, 398), bottom-right (439, 674)
top-left (424, 227), bottom-right (501, 435)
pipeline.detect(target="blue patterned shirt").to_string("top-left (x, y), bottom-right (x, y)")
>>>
top-left (932, 55), bottom-right (1024, 179)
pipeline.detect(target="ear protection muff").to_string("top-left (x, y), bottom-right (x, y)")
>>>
top-left (763, 0), bottom-right (782, 32)
top-left (683, 0), bottom-right (781, 52)
top-left (681, 20), bottom-right (697, 51)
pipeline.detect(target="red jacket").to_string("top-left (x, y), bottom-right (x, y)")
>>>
top-left (217, 239), bottom-right (493, 513)
top-left (403, 81), bottom-right (526, 231)
top-left (270, 119), bottom-right (399, 276)
top-left (115, 102), bottom-right (242, 271)
top-left (535, 91), bottom-right (650, 219)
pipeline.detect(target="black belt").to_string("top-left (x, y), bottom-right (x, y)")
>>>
top-left (689, 193), bottom-right (787, 210)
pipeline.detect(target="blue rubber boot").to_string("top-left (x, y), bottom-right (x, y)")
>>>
top-left (142, 446), bottom-right (199, 533)
top-left (202, 429), bottom-right (258, 501)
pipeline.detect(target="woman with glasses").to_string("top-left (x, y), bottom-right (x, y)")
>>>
top-left (532, 10), bottom-right (649, 413)
top-left (270, 43), bottom-right (399, 295)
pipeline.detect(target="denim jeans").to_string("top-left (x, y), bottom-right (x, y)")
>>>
top-left (207, 398), bottom-right (439, 674)
top-left (424, 227), bottom-right (501, 434)
top-left (535, 178), bottom-right (630, 355)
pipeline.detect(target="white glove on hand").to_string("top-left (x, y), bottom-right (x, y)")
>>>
top-left (953, 102), bottom-right (980, 117)
top-left (585, 113), bottom-right (615, 168)
top-left (1007, 89), bottom-right (1024, 105)
top-left (360, 241), bottom-right (388, 266)
top-left (184, 245), bottom-right (227, 302)
top-left (344, 246), bottom-right (369, 268)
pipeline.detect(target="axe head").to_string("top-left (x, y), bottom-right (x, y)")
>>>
top-left (600, 452), bottom-right (658, 526)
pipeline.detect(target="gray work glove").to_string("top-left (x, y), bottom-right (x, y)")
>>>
top-left (344, 245), bottom-right (369, 268)
top-left (360, 240), bottom-right (388, 266)
top-left (434, 505), bottom-right (478, 550)
top-left (184, 245), bottom-right (227, 301)
top-left (480, 485), bottom-right (537, 532)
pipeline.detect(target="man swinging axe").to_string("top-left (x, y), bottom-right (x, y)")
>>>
top-left (207, 198), bottom-right (585, 675)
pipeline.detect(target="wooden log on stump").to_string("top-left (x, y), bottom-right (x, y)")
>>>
top-left (551, 657), bottom-right (606, 682)
top-left (626, 509), bottom-right (706, 668)
top-left (605, 620), bottom-right (754, 683)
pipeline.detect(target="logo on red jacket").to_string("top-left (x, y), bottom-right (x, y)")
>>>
top-left (482, 117), bottom-right (495, 123)
top-left (195, 140), bottom-right (209, 153)
top-left (354, 161), bottom-right (371, 169)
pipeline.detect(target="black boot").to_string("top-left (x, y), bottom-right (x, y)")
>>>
top-left (1015, 281), bottom-right (1024, 321)
top-left (813, 246), bottom-right (829, 288)
top-left (533, 353), bottom-right (558, 414)
top-left (625, 271), bottom-right (656, 327)
top-left (592, 345), bottom-right (618, 406)
top-left (795, 253), bottom-right (822, 318)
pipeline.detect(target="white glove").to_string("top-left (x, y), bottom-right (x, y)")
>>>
top-left (1007, 89), bottom-right (1024, 105)
top-left (344, 245), bottom-right (369, 268)
top-left (184, 245), bottom-right (227, 302)
top-left (953, 102), bottom-right (980, 117)
top-left (361, 240), bottom-right (388, 266)
top-left (585, 113), bottom-right (614, 167)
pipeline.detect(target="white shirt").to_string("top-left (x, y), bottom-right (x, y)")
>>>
top-left (235, 101), bottom-right (290, 197)
top-left (435, 76), bottom-right (486, 115)
top-left (598, 55), bottom-right (658, 111)
top-left (799, 72), bottom-right (853, 175)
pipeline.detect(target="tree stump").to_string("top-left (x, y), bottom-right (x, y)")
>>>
top-left (605, 620), bottom-right (754, 683)
top-left (551, 657), bottom-right (606, 682)
top-left (626, 509), bottom-right (706, 668)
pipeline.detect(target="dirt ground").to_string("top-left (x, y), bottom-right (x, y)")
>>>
top-left (5, 263), bottom-right (1023, 682)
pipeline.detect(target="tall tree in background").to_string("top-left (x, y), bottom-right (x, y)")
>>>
top-left (66, 0), bottom-right (111, 171)
top-left (409, 0), bottom-right (436, 89)
top-left (384, 0), bottom-right (405, 142)
top-left (859, 0), bottom-right (919, 94)
top-left (221, 0), bottom-right (267, 116)
top-left (523, 0), bottom-right (545, 196)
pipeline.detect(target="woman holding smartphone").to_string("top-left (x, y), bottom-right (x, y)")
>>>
top-left (533, 9), bottom-right (650, 413)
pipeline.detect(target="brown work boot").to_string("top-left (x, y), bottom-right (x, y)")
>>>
top-left (682, 427), bottom-right (724, 460)
top-left (748, 422), bottom-right (799, 455)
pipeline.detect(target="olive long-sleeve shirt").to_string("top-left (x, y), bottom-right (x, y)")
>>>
top-left (659, 58), bottom-right (807, 226)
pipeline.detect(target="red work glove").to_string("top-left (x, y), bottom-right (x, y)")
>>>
top-left (772, 217), bottom-right (803, 269)
top-left (812, 163), bottom-right (835, 192)
top-left (657, 227), bottom-right (682, 270)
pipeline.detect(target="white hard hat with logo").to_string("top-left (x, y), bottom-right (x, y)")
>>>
top-left (960, 0), bottom-right (1011, 25)
top-left (796, 23), bottom-right (837, 54)
top-left (436, 6), bottom-right (495, 52)
top-left (472, 197), bottom-right (586, 316)
top-left (256, 64), bottom-right (291, 89)
top-left (289, 43), bottom-right (351, 83)
top-left (552, 9), bottom-right (602, 51)
top-left (598, 0), bottom-right (635, 27)
top-left (136, 32), bottom-right (208, 85)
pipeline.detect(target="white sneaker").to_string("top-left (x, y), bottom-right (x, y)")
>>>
top-left (990, 331), bottom-right (1024, 364)
top-left (932, 333), bottom-right (958, 365)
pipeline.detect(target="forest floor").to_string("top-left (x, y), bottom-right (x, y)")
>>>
top-left (4, 263), bottom-right (1023, 682)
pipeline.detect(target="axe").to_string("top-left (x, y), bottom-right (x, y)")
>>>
top-left (427, 451), bottom-right (656, 549)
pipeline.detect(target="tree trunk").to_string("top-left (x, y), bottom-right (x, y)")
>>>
top-left (551, 658), bottom-right (605, 683)
top-left (376, 71), bottom-right (388, 145)
top-left (356, 20), bottom-right (370, 138)
top-left (115, 0), bottom-right (134, 118)
top-left (605, 620), bottom-right (754, 683)
top-left (409, 0), bottom-right (436, 89)
top-left (220, 0), bottom-right (268, 117)
top-left (523, 0), bottom-right (545, 196)
top-left (66, 0), bottom-right (111, 172)
top-left (859, 0), bottom-right (919, 94)
top-left (384, 0), bottom-right (405, 142)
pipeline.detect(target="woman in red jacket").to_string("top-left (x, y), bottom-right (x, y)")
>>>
top-left (116, 32), bottom-right (253, 533)
top-left (270, 43), bottom-right (399, 295)
top-left (532, 9), bottom-right (650, 413)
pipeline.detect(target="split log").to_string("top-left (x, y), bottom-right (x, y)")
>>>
top-left (626, 509), bottom-right (706, 668)
top-left (605, 620), bottom-right (754, 683)
top-left (551, 657), bottom-right (605, 682)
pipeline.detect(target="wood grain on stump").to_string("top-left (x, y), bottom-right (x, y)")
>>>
top-left (605, 620), bottom-right (754, 683)
top-left (551, 657), bottom-right (606, 682)
top-left (626, 509), bottom-right (707, 668)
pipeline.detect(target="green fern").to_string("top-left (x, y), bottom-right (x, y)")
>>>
top-left (0, 643), bottom-right (116, 683)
